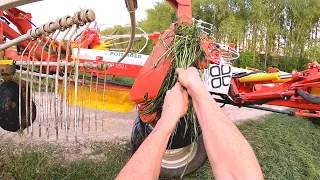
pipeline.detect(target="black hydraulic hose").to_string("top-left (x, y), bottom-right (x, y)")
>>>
top-left (214, 98), bottom-right (274, 107)
top-left (214, 98), bottom-right (295, 116)
top-left (117, 0), bottom-right (137, 63)
top-left (295, 89), bottom-right (320, 105)
top-left (229, 85), bottom-right (239, 97)
top-left (232, 70), bottom-right (264, 78)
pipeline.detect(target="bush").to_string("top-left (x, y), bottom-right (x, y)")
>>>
top-left (234, 52), bottom-right (312, 72)
top-left (233, 51), bottom-right (256, 69)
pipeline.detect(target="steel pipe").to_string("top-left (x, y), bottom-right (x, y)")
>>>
top-left (0, 33), bottom-right (30, 50)
top-left (15, 61), bottom-right (106, 69)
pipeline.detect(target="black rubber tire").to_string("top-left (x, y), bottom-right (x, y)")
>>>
top-left (130, 116), bottom-right (152, 153)
top-left (160, 135), bottom-right (207, 178)
top-left (0, 81), bottom-right (36, 132)
top-left (130, 117), bottom-right (207, 178)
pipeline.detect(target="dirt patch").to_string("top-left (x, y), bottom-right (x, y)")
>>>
top-left (0, 100), bottom-right (287, 145)
top-left (0, 95), bottom-right (288, 163)
top-left (0, 92), bottom-right (288, 147)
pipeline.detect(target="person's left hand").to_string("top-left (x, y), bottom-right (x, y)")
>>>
top-left (155, 81), bottom-right (189, 135)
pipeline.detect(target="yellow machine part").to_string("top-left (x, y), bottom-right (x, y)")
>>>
top-left (70, 40), bottom-right (112, 50)
top-left (310, 88), bottom-right (320, 96)
top-left (0, 60), bottom-right (13, 65)
top-left (58, 83), bottom-right (136, 113)
top-left (272, 78), bottom-right (292, 83)
top-left (92, 40), bottom-right (113, 50)
top-left (51, 43), bottom-right (59, 52)
top-left (239, 72), bottom-right (280, 83)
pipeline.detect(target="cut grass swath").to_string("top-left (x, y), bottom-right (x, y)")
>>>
top-left (141, 23), bottom-right (207, 141)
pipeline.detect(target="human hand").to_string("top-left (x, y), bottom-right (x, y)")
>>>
top-left (175, 67), bottom-right (206, 97)
top-left (156, 82), bottom-right (189, 135)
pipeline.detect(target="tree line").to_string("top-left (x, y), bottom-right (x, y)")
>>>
top-left (102, 0), bottom-right (320, 72)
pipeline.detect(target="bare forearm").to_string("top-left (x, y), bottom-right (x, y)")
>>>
top-left (191, 89), bottom-right (263, 180)
top-left (116, 121), bottom-right (171, 180)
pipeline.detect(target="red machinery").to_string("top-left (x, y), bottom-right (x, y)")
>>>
top-left (0, 7), bottom-right (161, 92)
top-left (130, 0), bottom-right (320, 124)
top-left (128, 1), bottom-right (320, 176)
top-left (1, 0), bottom-right (319, 122)
top-left (1, 0), bottom-right (320, 178)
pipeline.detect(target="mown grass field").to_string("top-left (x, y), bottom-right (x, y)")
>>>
top-left (1, 113), bottom-right (320, 180)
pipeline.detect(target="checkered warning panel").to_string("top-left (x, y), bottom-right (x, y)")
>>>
top-left (204, 64), bottom-right (233, 94)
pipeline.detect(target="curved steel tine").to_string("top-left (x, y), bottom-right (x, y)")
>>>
top-left (95, 72), bottom-right (99, 132)
top-left (81, 72), bottom-right (86, 132)
top-left (74, 23), bottom-right (91, 142)
top-left (101, 75), bottom-right (107, 131)
top-left (25, 43), bottom-right (37, 135)
top-left (88, 73), bottom-right (93, 132)
top-left (45, 29), bottom-right (61, 139)
top-left (29, 38), bottom-right (43, 136)
top-left (19, 41), bottom-right (32, 132)
top-left (38, 34), bottom-right (53, 138)
top-left (62, 25), bottom-right (78, 141)
top-left (54, 26), bottom-right (73, 140)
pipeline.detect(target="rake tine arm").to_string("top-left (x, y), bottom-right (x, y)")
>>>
top-left (0, 9), bottom-right (96, 50)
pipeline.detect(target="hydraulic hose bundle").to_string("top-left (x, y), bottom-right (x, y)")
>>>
top-left (295, 89), bottom-right (320, 105)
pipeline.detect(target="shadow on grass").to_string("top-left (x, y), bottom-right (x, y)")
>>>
top-left (236, 114), bottom-right (320, 180)
top-left (307, 117), bottom-right (320, 126)
top-left (1, 113), bottom-right (320, 179)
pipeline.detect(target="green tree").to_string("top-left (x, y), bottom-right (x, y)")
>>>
top-left (304, 46), bottom-right (320, 61)
top-left (138, 1), bottom-right (175, 33)
top-left (97, 0), bottom-right (320, 69)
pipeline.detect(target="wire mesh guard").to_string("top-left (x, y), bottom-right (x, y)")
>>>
top-left (0, 9), bottom-right (136, 142)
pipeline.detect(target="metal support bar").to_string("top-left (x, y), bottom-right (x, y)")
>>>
top-left (14, 61), bottom-right (108, 69)
top-left (101, 34), bottom-right (148, 40)
top-left (0, 60), bottom-right (14, 65)
top-left (243, 105), bottom-right (295, 116)
top-left (215, 98), bottom-right (295, 116)
top-left (0, 33), bottom-right (30, 50)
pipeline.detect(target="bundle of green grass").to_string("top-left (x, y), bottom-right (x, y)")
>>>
top-left (142, 23), bottom-right (207, 139)
top-left (0, 78), bottom-right (36, 132)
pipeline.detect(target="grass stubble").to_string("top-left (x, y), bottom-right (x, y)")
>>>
top-left (1, 114), bottom-right (320, 179)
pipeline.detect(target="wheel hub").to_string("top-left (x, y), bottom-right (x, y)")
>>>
top-left (161, 142), bottom-right (198, 169)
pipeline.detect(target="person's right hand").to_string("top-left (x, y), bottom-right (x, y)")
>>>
top-left (175, 67), bottom-right (206, 97)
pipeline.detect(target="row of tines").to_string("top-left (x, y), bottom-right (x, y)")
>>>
top-left (29, 9), bottom-right (95, 39)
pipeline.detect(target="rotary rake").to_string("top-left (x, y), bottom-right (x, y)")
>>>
top-left (0, 4), bottom-right (157, 141)
top-left (0, 9), bottom-right (102, 141)
top-left (1, 0), bottom-right (320, 178)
